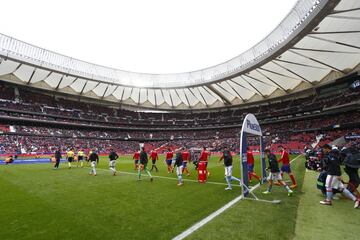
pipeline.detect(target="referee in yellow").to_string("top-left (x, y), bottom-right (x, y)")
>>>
top-left (77, 149), bottom-right (85, 168)
top-left (67, 148), bottom-right (75, 169)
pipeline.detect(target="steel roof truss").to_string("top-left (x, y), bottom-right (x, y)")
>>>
top-left (288, 49), bottom-right (346, 74)
top-left (254, 69), bottom-right (287, 91)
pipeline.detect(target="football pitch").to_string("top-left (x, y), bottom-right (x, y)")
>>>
top-left (0, 154), bottom-right (357, 240)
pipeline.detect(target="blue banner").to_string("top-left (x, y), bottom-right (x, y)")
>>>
top-left (260, 137), bottom-right (267, 184)
top-left (351, 80), bottom-right (360, 89)
top-left (240, 113), bottom-right (267, 197)
top-left (240, 132), bottom-right (249, 197)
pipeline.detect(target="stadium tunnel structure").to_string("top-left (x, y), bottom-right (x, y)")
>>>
top-left (0, 0), bottom-right (359, 111)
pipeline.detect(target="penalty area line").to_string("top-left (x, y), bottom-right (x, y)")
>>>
top-left (172, 154), bottom-right (303, 240)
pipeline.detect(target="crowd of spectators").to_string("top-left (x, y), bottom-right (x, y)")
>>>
top-left (0, 81), bottom-right (359, 155)
top-left (0, 82), bottom-right (359, 128)
top-left (1, 124), bottom-right (359, 155)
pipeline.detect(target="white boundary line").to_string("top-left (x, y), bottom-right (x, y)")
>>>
top-left (172, 154), bottom-right (304, 240)
top-left (290, 154), bottom-right (303, 164)
top-left (172, 183), bottom-right (261, 240)
top-left (85, 167), bottom-right (242, 187)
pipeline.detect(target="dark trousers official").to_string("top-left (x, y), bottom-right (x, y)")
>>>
top-left (54, 157), bottom-right (60, 168)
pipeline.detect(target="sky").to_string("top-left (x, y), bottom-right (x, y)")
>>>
top-left (0, 0), bottom-right (297, 74)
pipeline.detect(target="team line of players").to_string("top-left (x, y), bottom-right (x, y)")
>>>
top-left (132, 147), bottom-right (210, 186)
top-left (58, 145), bottom-right (297, 193)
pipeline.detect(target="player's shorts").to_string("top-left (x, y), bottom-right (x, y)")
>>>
top-left (225, 165), bottom-right (233, 177)
top-left (109, 160), bottom-right (116, 168)
top-left (134, 160), bottom-right (139, 164)
top-left (152, 159), bottom-right (156, 165)
top-left (268, 172), bottom-right (282, 181)
top-left (325, 175), bottom-right (344, 190)
top-left (68, 157), bottom-right (74, 162)
top-left (91, 161), bottom-right (97, 168)
top-left (247, 164), bottom-right (254, 172)
top-left (176, 165), bottom-right (184, 176)
top-left (281, 164), bottom-right (291, 173)
top-left (182, 161), bottom-right (188, 168)
top-left (166, 159), bottom-right (172, 166)
top-left (345, 167), bottom-right (360, 188)
top-left (78, 156), bottom-right (84, 161)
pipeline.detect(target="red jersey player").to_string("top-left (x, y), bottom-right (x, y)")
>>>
top-left (150, 149), bottom-right (159, 172)
top-left (133, 150), bottom-right (140, 170)
top-left (199, 147), bottom-right (211, 176)
top-left (247, 147), bottom-right (261, 183)
top-left (165, 148), bottom-right (174, 173)
top-left (181, 148), bottom-right (190, 176)
top-left (278, 145), bottom-right (297, 188)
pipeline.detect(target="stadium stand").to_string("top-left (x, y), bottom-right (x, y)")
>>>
top-left (0, 72), bottom-right (359, 155)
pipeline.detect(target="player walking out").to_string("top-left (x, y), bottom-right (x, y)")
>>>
top-left (53, 148), bottom-right (62, 169)
top-left (133, 150), bottom-right (140, 170)
top-left (150, 149), bottom-right (159, 172)
top-left (320, 144), bottom-right (360, 208)
top-left (343, 145), bottom-right (360, 198)
top-left (165, 148), bottom-right (174, 173)
top-left (278, 146), bottom-right (297, 188)
top-left (66, 148), bottom-right (75, 169)
top-left (109, 148), bottom-right (119, 176)
top-left (199, 147), bottom-right (210, 177)
top-left (77, 149), bottom-right (85, 168)
top-left (247, 147), bottom-right (261, 183)
top-left (4, 155), bottom-right (14, 165)
top-left (174, 149), bottom-right (184, 186)
top-left (219, 146), bottom-right (241, 190)
top-left (181, 148), bottom-right (191, 176)
top-left (263, 149), bottom-right (293, 196)
top-left (89, 150), bottom-right (99, 176)
top-left (138, 147), bottom-right (153, 182)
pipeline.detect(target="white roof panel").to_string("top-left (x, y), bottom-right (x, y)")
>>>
top-left (0, 0), bottom-right (359, 110)
top-left (154, 89), bottom-right (165, 106)
top-left (112, 86), bottom-right (124, 100)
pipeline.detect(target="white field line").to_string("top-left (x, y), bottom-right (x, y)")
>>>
top-left (290, 154), bottom-right (303, 164)
top-left (172, 183), bottom-right (261, 240)
top-left (85, 167), bottom-right (241, 187)
top-left (172, 154), bottom-right (303, 240)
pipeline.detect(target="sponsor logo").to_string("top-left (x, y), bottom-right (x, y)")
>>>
top-left (351, 80), bottom-right (360, 89)
top-left (246, 119), bottom-right (261, 132)
top-left (242, 153), bottom-right (247, 163)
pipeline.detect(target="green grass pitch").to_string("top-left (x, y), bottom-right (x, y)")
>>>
top-left (1, 154), bottom-right (358, 240)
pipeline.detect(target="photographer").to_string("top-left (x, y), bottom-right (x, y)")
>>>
top-left (343, 144), bottom-right (360, 198)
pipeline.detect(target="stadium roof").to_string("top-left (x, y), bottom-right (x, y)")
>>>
top-left (0, 0), bottom-right (359, 110)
